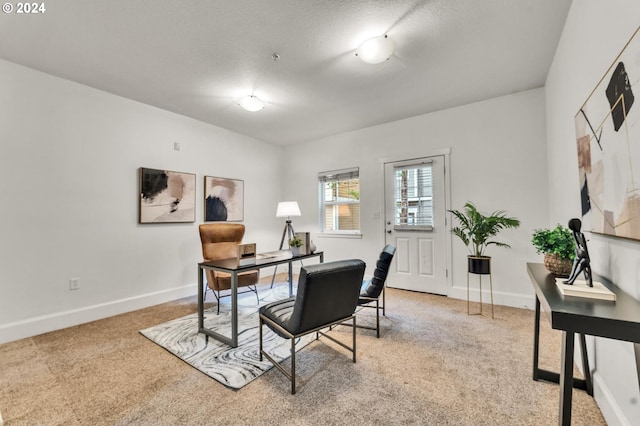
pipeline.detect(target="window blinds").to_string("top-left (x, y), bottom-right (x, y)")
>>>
top-left (393, 162), bottom-right (434, 230)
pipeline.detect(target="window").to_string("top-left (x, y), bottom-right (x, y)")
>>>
top-left (318, 167), bottom-right (360, 234)
top-left (393, 161), bottom-right (433, 230)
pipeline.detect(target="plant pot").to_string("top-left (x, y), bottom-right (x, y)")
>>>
top-left (543, 253), bottom-right (572, 277)
top-left (468, 256), bottom-right (491, 275)
top-left (291, 247), bottom-right (302, 257)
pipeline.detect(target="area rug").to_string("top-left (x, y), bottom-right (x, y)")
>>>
top-left (139, 286), bottom-right (314, 390)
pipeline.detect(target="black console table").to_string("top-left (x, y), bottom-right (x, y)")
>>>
top-left (527, 263), bottom-right (640, 426)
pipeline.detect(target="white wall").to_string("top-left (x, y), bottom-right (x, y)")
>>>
top-left (0, 59), bottom-right (284, 343)
top-left (284, 88), bottom-right (549, 308)
top-left (546, 1), bottom-right (640, 424)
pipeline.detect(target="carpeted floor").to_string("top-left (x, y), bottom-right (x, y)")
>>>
top-left (139, 286), bottom-right (316, 389)
top-left (0, 282), bottom-right (606, 425)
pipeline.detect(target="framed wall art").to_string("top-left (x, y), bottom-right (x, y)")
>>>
top-left (574, 26), bottom-right (640, 241)
top-left (204, 176), bottom-right (244, 222)
top-left (139, 167), bottom-right (196, 223)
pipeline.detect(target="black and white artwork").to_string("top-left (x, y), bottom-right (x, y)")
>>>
top-left (204, 176), bottom-right (244, 222)
top-left (139, 167), bottom-right (196, 223)
top-left (574, 26), bottom-right (640, 240)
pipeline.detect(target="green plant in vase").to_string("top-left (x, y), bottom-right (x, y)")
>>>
top-left (531, 224), bottom-right (575, 277)
top-left (449, 202), bottom-right (520, 274)
top-left (288, 235), bottom-right (304, 256)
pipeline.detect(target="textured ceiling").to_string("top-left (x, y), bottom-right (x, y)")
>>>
top-left (0, 0), bottom-right (572, 145)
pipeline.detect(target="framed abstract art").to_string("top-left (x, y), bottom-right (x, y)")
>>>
top-left (139, 167), bottom-right (196, 223)
top-left (574, 26), bottom-right (640, 241)
top-left (204, 176), bottom-right (244, 222)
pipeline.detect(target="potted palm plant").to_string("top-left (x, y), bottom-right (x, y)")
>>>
top-left (531, 224), bottom-right (575, 277)
top-left (449, 202), bottom-right (521, 274)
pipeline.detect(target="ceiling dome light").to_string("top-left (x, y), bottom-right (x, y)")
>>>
top-left (356, 35), bottom-right (395, 64)
top-left (238, 95), bottom-right (264, 112)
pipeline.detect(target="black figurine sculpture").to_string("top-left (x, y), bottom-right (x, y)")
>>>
top-left (564, 218), bottom-right (593, 287)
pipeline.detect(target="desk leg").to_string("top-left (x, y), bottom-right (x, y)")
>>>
top-left (559, 330), bottom-right (575, 426)
top-left (288, 261), bottom-right (293, 297)
top-left (533, 296), bottom-right (590, 396)
top-left (579, 334), bottom-right (593, 396)
top-left (533, 296), bottom-right (541, 381)
top-left (231, 272), bottom-right (238, 348)
top-left (635, 343), bottom-right (640, 393)
top-left (198, 265), bottom-right (204, 330)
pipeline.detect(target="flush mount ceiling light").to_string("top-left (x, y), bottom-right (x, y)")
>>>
top-left (356, 35), bottom-right (395, 64)
top-left (238, 95), bottom-right (264, 112)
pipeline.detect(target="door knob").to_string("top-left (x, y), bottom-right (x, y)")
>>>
top-left (387, 230), bottom-right (392, 234)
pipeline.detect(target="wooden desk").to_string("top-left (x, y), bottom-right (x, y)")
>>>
top-left (198, 251), bottom-right (323, 347)
top-left (527, 263), bottom-right (640, 425)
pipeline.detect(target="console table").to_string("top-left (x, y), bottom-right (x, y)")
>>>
top-left (527, 262), bottom-right (640, 426)
top-left (198, 251), bottom-right (324, 347)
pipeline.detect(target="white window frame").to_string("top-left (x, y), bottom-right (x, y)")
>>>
top-left (318, 167), bottom-right (361, 237)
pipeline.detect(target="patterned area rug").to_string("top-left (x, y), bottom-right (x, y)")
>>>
top-left (140, 286), bottom-right (314, 390)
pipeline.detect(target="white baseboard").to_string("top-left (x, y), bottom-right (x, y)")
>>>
top-left (448, 285), bottom-right (536, 310)
top-left (593, 371), bottom-right (633, 426)
top-left (0, 284), bottom-right (197, 345)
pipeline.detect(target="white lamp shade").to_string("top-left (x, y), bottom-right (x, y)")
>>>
top-left (356, 35), bottom-right (395, 64)
top-left (239, 95), bottom-right (264, 112)
top-left (276, 201), bottom-right (301, 218)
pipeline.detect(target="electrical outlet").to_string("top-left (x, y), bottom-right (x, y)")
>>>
top-left (69, 278), bottom-right (80, 291)
top-left (173, 142), bottom-right (181, 151)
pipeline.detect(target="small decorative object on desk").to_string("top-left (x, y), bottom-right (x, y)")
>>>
top-left (295, 232), bottom-right (311, 254)
top-left (237, 243), bottom-right (256, 266)
top-left (531, 224), bottom-right (575, 277)
top-left (564, 218), bottom-right (593, 287)
top-left (288, 235), bottom-right (304, 257)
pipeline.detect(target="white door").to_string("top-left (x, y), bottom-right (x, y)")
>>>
top-left (384, 155), bottom-right (448, 295)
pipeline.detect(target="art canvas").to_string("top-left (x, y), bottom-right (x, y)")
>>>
top-left (204, 176), bottom-right (244, 221)
top-left (139, 167), bottom-right (196, 223)
top-left (574, 26), bottom-right (640, 240)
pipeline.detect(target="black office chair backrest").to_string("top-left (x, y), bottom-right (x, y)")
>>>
top-left (361, 244), bottom-right (396, 299)
top-left (287, 259), bottom-right (366, 335)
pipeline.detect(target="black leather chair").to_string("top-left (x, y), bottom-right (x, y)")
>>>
top-left (356, 244), bottom-right (396, 338)
top-left (259, 259), bottom-right (366, 394)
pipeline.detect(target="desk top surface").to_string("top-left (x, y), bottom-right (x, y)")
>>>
top-left (200, 251), bottom-right (323, 271)
top-left (527, 262), bottom-right (640, 343)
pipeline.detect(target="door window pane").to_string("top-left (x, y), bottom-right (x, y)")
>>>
top-left (394, 164), bottom-right (433, 228)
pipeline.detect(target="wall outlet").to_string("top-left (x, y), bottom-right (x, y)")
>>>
top-left (69, 278), bottom-right (80, 291)
top-left (173, 142), bottom-right (181, 151)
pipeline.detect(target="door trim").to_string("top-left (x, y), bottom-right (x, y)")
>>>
top-left (379, 148), bottom-right (452, 296)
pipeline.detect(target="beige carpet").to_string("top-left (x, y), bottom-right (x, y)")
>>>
top-left (0, 283), bottom-right (606, 425)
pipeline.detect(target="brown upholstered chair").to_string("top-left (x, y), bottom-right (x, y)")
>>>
top-left (199, 223), bottom-right (259, 314)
